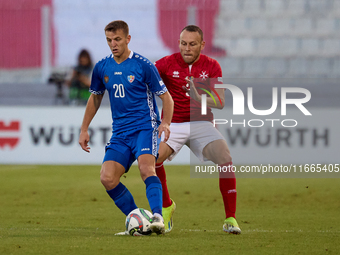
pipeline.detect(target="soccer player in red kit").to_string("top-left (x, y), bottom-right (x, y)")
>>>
top-left (154, 25), bottom-right (241, 234)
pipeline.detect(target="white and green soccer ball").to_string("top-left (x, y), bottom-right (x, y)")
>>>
top-left (125, 208), bottom-right (153, 236)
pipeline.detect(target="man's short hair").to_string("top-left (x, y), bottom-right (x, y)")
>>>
top-left (181, 25), bottom-right (204, 42)
top-left (104, 20), bottom-right (129, 36)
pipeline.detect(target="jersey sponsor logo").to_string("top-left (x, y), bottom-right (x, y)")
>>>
top-left (127, 75), bottom-right (135, 83)
top-left (159, 80), bottom-right (164, 86)
top-left (114, 72), bottom-right (122, 75)
top-left (0, 121), bottom-right (20, 149)
top-left (141, 148), bottom-right (150, 151)
top-left (172, 71), bottom-right (179, 78)
top-left (199, 71), bottom-right (209, 80)
top-left (104, 75), bottom-right (109, 83)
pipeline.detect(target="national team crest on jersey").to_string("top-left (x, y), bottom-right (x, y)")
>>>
top-left (104, 75), bottom-right (109, 83)
top-left (199, 71), bottom-right (209, 80)
top-left (127, 75), bottom-right (135, 83)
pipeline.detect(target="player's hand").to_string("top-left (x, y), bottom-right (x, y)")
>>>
top-left (183, 77), bottom-right (201, 102)
top-left (158, 121), bottom-right (170, 142)
top-left (79, 130), bottom-right (91, 152)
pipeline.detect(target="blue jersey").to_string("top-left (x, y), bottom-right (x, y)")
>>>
top-left (90, 51), bottom-right (167, 133)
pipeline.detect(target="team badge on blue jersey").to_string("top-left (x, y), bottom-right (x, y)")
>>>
top-left (104, 75), bottom-right (109, 83)
top-left (127, 75), bottom-right (135, 83)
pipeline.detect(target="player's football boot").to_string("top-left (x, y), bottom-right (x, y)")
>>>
top-left (223, 217), bottom-right (241, 234)
top-left (149, 216), bottom-right (165, 235)
top-left (162, 199), bottom-right (176, 233)
top-left (114, 231), bottom-right (129, 236)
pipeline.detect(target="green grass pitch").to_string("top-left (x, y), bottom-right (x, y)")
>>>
top-left (0, 165), bottom-right (339, 255)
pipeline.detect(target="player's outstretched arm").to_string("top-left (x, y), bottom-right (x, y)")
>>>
top-left (157, 91), bottom-right (174, 142)
top-left (79, 93), bottom-right (104, 152)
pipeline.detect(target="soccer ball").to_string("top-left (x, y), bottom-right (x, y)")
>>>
top-left (125, 208), bottom-right (153, 236)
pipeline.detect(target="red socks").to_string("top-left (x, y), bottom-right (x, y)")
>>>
top-left (219, 162), bottom-right (237, 219)
top-left (156, 161), bottom-right (237, 218)
top-left (155, 162), bottom-right (172, 208)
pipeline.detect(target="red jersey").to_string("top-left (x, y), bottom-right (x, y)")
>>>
top-left (155, 52), bottom-right (222, 123)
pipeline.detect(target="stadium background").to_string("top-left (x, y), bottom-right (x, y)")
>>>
top-left (0, 0), bottom-right (339, 165)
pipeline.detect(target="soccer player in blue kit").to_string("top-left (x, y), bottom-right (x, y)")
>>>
top-left (78, 20), bottom-right (174, 235)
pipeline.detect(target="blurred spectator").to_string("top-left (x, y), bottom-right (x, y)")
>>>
top-left (66, 49), bottom-right (93, 105)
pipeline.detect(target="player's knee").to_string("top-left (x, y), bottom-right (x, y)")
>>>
top-left (224, 153), bottom-right (232, 164)
top-left (221, 149), bottom-right (232, 162)
top-left (204, 140), bottom-right (233, 164)
top-left (139, 165), bottom-right (156, 181)
top-left (157, 142), bottom-right (173, 163)
top-left (209, 149), bottom-right (232, 165)
top-left (156, 157), bottom-right (164, 164)
top-left (100, 171), bottom-right (119, 190)
top-left (213, 152), bottom-right (232, 165)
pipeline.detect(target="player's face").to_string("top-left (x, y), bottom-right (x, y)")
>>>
top-left (179, 30), bottom-right (205, 65)
top-left (105, 29), bottom-right (131, 60)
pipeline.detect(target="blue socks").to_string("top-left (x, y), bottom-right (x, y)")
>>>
top-left (144, 176), bottom-right (163, 216)
top-left (106, 182), bottom-right (137, 216)
top-left (106, 176), bottom-right (163, 216)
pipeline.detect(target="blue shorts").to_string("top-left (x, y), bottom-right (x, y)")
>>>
top-left (103, 128), bottom-right (160, 172)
